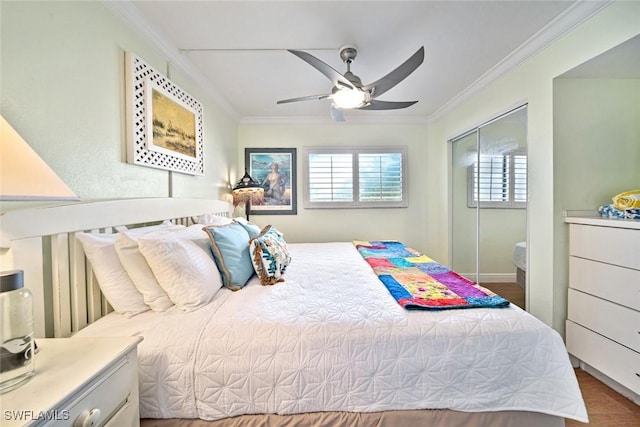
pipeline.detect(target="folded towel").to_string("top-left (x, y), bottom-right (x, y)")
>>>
top-left (599, 203), bottom-right (640, 219)
top-left (613, 190), bottom-right (640, 210)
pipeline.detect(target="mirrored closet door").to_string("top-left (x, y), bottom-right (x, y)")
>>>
top-left (450, 105), bottom-right (528, 309)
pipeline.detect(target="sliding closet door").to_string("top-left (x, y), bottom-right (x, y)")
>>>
top-left (451, 131), bottom-right (479, 281)
top-left (450, 105), bottom-right (528, 302)
top-left (477, 106), bottom-right (527, 285)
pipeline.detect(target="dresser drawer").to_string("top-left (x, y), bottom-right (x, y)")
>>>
top-left (0, 338), bottom-right (140, 427)
top-left (569, 224), bottom-right (640, 270)
top-left (569, 256), bottom-right (640, 311)
top-left (566, 320), bottom-right (640, 395)
top-left (568, 289), bottom-right (640, 353)
top-left (55, 353), bottom-right (133, 427)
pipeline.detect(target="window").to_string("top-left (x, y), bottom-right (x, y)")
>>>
top-left (303, 146), bottom-right (407, 208)
top-left (467, 151), bottom-right (527, 208)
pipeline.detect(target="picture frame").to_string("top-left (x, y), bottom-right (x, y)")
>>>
top-left (245, 148), bottom-right (297, 215)
top-left (125, 52), bottom-right (204, 175)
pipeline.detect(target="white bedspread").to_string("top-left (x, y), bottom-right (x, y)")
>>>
top-left (75, 242), bottom-right (587, 422)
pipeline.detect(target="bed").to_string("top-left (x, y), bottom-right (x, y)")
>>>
top-left (0, 198), bottom-right (587, 427)
top-left (512, 241), bottom-right (527, 288)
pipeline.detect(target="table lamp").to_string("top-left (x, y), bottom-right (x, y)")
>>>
top-left (0, 114), bottom-right (78, 394)
top-left (231, 169), bottom-right (264, 220)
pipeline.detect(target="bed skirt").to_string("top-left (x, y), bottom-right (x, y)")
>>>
top-left (516, 267), bottom-right (526, 288)
top-left (141, 409), bottom-right (565, 427)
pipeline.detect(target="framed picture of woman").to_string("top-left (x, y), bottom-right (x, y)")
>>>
top-left (245, 148), bottom-right (297, 215)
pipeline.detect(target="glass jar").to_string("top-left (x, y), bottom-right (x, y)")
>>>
top-left (0, 270), bottom-right (35, 394)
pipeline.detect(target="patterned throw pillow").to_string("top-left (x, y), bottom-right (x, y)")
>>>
top-left (249, 225), bottom-right (291, 286)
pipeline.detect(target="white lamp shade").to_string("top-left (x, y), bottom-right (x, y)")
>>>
top-left (1, 115), bottom-right (78, 201)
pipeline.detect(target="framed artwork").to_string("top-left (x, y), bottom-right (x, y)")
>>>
top-left (125, 52), bottom-right (204, 175)
top-left (245, 148), bottom-right (297, 215)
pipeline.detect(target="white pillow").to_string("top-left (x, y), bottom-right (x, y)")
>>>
top-left (115, 224), bottom-right (185, 311)
top-left (195, 213), bottom-right (233, 226)
top-left (76, 233), bottom-right (149, 317)
top-left (137, 225), bottom-right (223, 311)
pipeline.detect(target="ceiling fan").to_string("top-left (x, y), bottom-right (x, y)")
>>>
top-left (277, 45), bottom-right (425, 121)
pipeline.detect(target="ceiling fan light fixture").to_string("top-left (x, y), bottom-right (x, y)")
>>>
top-left (331, 88), bottom-right (367, 109)
top-left (278, 45), bottom-right (424, 120)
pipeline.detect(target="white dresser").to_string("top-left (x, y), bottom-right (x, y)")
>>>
top-left (0, 336), bottom-right (142, 427)
top-left (565, 214), bottom-right (640, 400)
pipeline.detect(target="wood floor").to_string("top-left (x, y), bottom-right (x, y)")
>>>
top-left (567, 369), bottom-right (640, 426)
top-left (481, 282), bottom-right (640, 425)
top-left (481, 282), bottom-right (525, 309)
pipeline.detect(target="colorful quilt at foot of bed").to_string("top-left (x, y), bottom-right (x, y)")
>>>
top-left (354, 240), bottom-right (510, 310)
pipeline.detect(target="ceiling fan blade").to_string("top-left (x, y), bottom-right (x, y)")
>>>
top-left (359, 100), bottom-right (418, 110)
top-left (277, 94), bottom-right (331, 104)
top-left (330, 105), bottom-right (345, 122)
top-left (363, 46), bottom-right (424, 98)
top-left (288, 49), bottom-right (356, 90)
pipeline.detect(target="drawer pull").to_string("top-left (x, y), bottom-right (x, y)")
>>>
top-left (73, 408), bottom-right (102, 427)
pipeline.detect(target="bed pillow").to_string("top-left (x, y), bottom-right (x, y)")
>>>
top-left (195, 213), bottom-right (233, 226)
top-left (233, 217), bottom-right (262, 239)
top-left (115, 224), bottom-right (185, 311)
top-left (203, 223), bottom-right (254, 291)
top-left (76, 232), bottom-right (149, 317)
top-left (249, 225), bottom-right (292, 286)
top-left (137, 225), bottom-right (223, 311)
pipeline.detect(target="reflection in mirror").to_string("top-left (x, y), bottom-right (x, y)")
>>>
top-left (450, 105), bottom-right (528, 309)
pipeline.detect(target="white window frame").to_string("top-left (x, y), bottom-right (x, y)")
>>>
top-left (467, 150), bottom-right (527, 209)
top-left (303, 146), bottom-right (408, 209)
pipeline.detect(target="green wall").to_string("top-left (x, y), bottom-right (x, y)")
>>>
top-left (553, 76), bottom-right (640, 336)
top-left (0, 0), bottom-right (238, 209)
top-left (238, 123), bottom-right (430, 252)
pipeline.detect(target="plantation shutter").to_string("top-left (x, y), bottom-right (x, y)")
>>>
top-left (308, 153), bottom-right (353, 202)
top-left (304, 147), bottom-right (408, 208)
top-left (358, 153), bottom-right (403, 202)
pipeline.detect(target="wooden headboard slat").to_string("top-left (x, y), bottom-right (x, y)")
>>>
top-left (70, 234), bottom-right (88, 333)
top-left (51, 234), bottom-right (72, 338)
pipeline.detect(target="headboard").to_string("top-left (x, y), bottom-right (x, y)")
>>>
top-left (0, 198), bottom-right (234, 338)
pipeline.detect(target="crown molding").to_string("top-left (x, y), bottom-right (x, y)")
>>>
top-left (428, 0), bottom-right (613, 122)
top-left (102, 0), bottom-right (241, 122)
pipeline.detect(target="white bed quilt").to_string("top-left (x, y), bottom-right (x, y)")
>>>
top-left (77, 242), bottom-right (587, 422)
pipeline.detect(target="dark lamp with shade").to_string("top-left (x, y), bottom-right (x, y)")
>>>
top-left (231, 169), bottom-right (264, 220)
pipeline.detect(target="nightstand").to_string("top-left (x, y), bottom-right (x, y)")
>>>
top-left (0, 336), bottom-right (142, 427)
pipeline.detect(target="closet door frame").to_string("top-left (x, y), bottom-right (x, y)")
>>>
top-left (448, 103), bottom-right (528, 306)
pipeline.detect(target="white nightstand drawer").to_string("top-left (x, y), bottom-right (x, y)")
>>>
top-left (566, 320), bottom-right (640, 395)
top-left (568, 289), bottom-right (640, 352)
top-left (569, 256), bottom-right (640, 311)
top-left (569, 224), bottom-right (640, 270)
top-left (0, 338), bottom-right (141, 427)
top-left (59, 354), bottom-right (132, 427)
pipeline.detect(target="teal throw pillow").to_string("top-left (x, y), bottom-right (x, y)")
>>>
top-left (203, 223), bottom-right (254, 290)
top-left (233, 217), bottom-right (262, 239)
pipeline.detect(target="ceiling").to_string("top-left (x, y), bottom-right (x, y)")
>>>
top-left (109, 1), bottom-right (610, 123)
